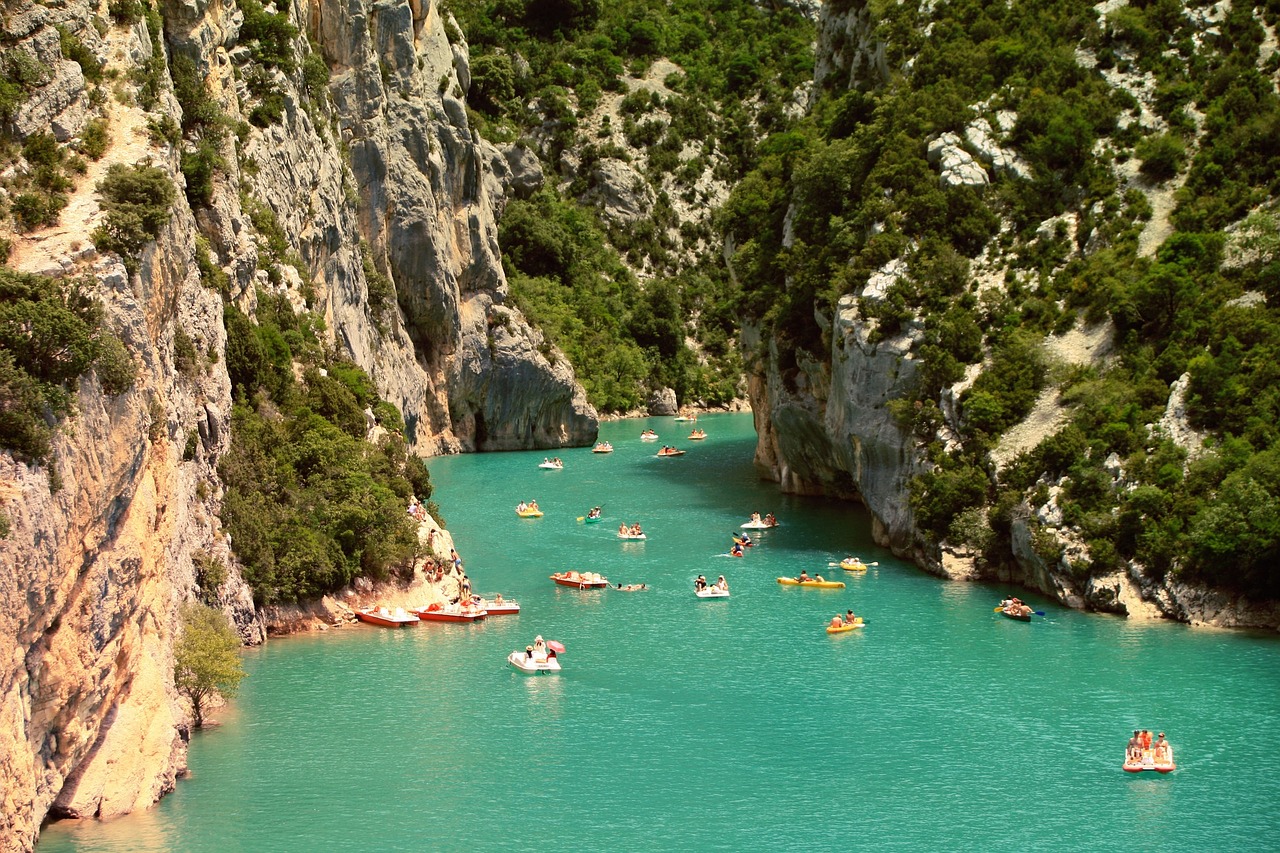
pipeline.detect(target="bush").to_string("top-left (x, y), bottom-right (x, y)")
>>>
top-left (1135, 133), bottom-right (1185, 181)
top-left (92, 164), bottom-right (176, 273)
top-left (80, 118), bottom-right (111, 160)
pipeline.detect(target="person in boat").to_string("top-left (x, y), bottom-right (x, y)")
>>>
top-left (588, 506), bottom-right (601, 519)
top-left (751, 512), bottom-right (761, 523)
top-left (694, 575), bottom-right (707, 591)
top-left (730, 542), bottom-right (744, 557)
top-left (525, 644), bottom-right (536, 662)
top-left (543, 457), bottom-right (550, 465)
top-left (765, 513), bottom-right (777, 527)
top-left (845, 609), bottom-right (858, 625)
top-left (529, 500), bottom-right (539, 511)
top-left (533, 636), bottom-right (546, 657)
top-left (1141, 730), bottom-right (1153, 753)
top-left (1127, 731), bottom-right (1143, 761)
top-left (1153, 733), bottom-right (1170, 761)
top-left (715, 575), bottom-right (728, 592)
top-left (619, 523), bottom-right (629, 536)
top-left (797, 570), bottom-right (812, 583)
top-left (831, 614), bottom-right (845, 629)
top-left (517, 501), bottom-right (527, 513)
top-left (630, 523), bottom-right (642, 535)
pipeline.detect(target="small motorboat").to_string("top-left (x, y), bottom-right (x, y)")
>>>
top-left (355, 606), bottom-right (420, 627)
top-left (516, 505), bottom-right (544, 518)
top-left (640, 431), bottom-right (659, 441)
top-left (414, 602), bottom-right (487, 622)
top-left (777, 577), bottom-right (845, 589)
top-left (477, 596), bottom-right (519, 616)
top-left (688, 430), bottom-right (707, 440)
top-left (655, 447), bottom-right (686, 457)
top-left (538, 460), bottom-right (564, 470)
top-left (695, 587), bottom-right (730, 598)
top-left (618, 531), bottom-right (647, 541)
top-left (826, 618), bottom-right (864, 633)
top-left (741, 515), bottom-right (778, 529)
top-left (592, 442), bottom-right (613, 453)
top-left (508, 650), bottom-right (561, 674)
top-left (550, 571), bottom-right (609, 589)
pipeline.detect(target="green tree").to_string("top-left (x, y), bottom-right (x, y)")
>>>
top-left (173, 602), bottom-right (247, 729)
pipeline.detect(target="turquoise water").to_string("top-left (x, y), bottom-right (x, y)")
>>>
top-left (39, 414), bottom-right (1280, 851)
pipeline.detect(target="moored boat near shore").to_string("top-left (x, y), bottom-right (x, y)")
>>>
top-left (477, 595), bottom-right (519, 615)
top-left (413, 602), bottom-right (487, 622)
top-left (354, 606), bottom-right (420, 627)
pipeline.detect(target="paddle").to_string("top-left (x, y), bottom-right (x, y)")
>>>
top-left (828, 561), bottom-right (879, 567)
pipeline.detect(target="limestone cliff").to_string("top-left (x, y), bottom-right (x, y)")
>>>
top-left (742, 0), bottom-right (1280, 631)
top-left (0, 0), bottom-right (595, 847)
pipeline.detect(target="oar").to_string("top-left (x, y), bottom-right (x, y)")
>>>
top-left (828, 561), bottom-right (879, 567)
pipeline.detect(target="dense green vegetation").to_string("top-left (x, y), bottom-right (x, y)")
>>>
top-left (447, 0), bottom-right (813, 410)
top-left (217, 294), bottom-right (434, 605)
top-left (0, 267), bottom-right (137, 462)
top-left (719, 0), bottom-right (1280, 597)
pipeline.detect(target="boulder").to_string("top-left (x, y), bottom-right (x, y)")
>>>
top-left (648, 387), bottom-right (678, 415)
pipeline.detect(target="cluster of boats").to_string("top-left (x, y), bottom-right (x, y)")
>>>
top-left (354, 595), bottom-right (520, 627)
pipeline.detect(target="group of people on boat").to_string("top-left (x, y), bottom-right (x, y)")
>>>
top-left (657, 445), bottom-right (683, 455)
top-left (688, 428), bottom-right (707, 439)
top-left (1000, 596), bottom-right (1033, 618)
top-left (830, 609), bottom-right (860, 628)
top-left (523, 635), bottom-right (555, 664)
top-left (640, 429), bottom-right (658, 439)
top-left (516, 500), bottom-right (540, 513)
top-left (747, 512), bottom-right (778, 527)
top-left (542, 457), bottom-right (564, 467)
top-left (587, 506), bottom-right (602, 520)
top-left (694, 574), bottom-right (729, 592)
top-left (793, 570), bottom-right (829, 583)
top-left (593, 441), bottom-right (613, 452)
top-left (618, 522), bottom-right (644, 536)
top-left (1127, 730), bottom-right (1173, 763)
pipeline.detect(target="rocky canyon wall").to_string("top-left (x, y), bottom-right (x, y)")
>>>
top-left (0, 0), bottom-right (595, 847)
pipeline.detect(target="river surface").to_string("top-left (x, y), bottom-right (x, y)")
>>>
top-left (39, 413), bottom-right (1280, 851)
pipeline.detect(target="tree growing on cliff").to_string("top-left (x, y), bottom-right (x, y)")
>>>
top-left (174, 602), bottom-right (247, 729)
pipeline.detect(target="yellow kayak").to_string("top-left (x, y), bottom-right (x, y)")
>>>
top-left (840, 560), bottom-right (868, 572)
top-left (516, 509), bottom-right (544, 518)
top-left (826, 619), bottom-right (864, 633)
top-left (777, 577), bottom-right (845, 589)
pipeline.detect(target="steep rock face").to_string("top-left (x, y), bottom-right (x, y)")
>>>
top-left (812, 0), bottom-right (887, 95)
top-left (1, 243), bottom-right (234, 851)
top-left (746, 295), bottom-right (925, 558)
top-left (1, 0), bottom-right (597, 847)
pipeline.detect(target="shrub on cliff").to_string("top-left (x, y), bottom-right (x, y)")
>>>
top-left (91, 164), bottom-right (177, 275)
top-left (0, 268), bottom-right (137, 462)
top-left (174, 602), bottom-right (247, 729)
top-left (218, 299), bottom-right (431, 605)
